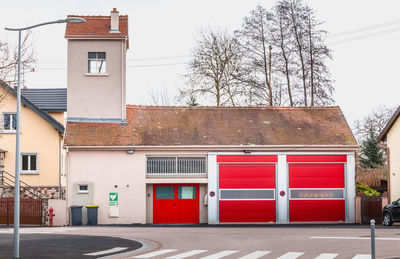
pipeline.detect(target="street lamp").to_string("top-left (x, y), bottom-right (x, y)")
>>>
top-left (5, 17), bottom-right (85, 259)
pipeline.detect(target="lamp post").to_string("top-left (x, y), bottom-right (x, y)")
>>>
top-left (5, 17), bottom-right (85, 259)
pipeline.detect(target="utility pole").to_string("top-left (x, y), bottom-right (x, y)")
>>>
top-left (268, 45), bottom-right (272, 106)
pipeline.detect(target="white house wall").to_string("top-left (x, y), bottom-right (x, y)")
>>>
top-left (67, 150), bottom-right (355, 225)
top-left (67, 149), bottom-right (208, 224)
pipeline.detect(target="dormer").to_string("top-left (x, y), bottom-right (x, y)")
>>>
top-left (65, 8), bottom-right (129, 122)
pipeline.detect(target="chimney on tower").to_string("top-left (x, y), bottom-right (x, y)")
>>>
top-left (110, 8), bottom-right (119, 32)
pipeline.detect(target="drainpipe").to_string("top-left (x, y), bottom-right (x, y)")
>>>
top-left (378, 143), bottom-right (390, 203)
top-left (59, 135), bottom-right (62, 199)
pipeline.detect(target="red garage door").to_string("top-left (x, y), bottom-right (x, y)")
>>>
top-left (288, 155), bottom-right (346, 222)
top-left (218, 155), bottom-right (277, 223)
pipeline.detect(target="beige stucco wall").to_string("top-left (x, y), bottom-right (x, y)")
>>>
top-left (387, 117), bottom-right (400, 202)
top-left (67, 149), bottom-right (208, 224)
top-left (48, 199), bottom-right (68, 226)
top-left (48, 112), bottom-right (66, 125)
top-left (67, 39), bottom-right (126, 120)
top-left (0, 88), bottom-right (63, 186)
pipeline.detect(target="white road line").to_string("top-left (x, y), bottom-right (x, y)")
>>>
top-left (314, 253), bottom-right (338, 259)
top-left (237, 251), bottom-right (271, 259)
top-left (311, 236), bottom-right (400, 241)
top-left (84, 247), bottom-right (128, 256)
top-left (352, 255), bottom-right (371, 259)
top-left (200, 250), bottom-right (239, 259)
top-left (166, 250), bottom-right (208, 258)
top-left (132, 249), bottom-right (177, 258)
top-left (276, 252), bottom-right (304, 259)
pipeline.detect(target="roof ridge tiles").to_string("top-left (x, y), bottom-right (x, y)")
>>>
top-left (67, 15), bottom-right (128, 18)
top-left (125, 105), bottom-right (340, 110)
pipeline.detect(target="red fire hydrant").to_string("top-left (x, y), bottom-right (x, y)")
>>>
top-left (48, 207), bottom-right (55, 227)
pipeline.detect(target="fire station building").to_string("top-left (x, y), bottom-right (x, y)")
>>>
top-left (63, 11), bottom-right (358, 225)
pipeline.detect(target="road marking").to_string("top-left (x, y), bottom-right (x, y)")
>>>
top-left (132, 249), bottom-right (177, 258)
top-left (84, 247), bottom-right (128, 256)
top-left (311, 236), bottom-right (400, 241)
top-left (276, 252), bottom-right (304, 259)
top-left (200, 250), bottom-right (239, 259)
top-left (166, 250), bottom-right (208, 258)
top-left (314, 253), bottom-right (338, 259)
top-left (237, 251), bottom-right (271, 259)
top-left (352, 255), bottom-right (371, 259)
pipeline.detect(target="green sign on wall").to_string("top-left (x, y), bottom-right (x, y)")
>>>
top-left (109, 192), bottom-right (118, 206)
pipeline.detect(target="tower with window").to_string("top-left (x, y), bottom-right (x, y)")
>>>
top-left (65, 8), bottom-right (129, 122)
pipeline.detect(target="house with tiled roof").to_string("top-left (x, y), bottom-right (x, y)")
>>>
top-left (63, 9), bottom-right (358, 225)
top-left (0, 82), bottom-right (66, 201)
top-left (378, 106), bottom-right (400, 203)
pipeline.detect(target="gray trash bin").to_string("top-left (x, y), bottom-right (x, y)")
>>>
top-left (70, 205), bottom-right (83, 226)
top-left (85, 205), bottom-right (99, 225)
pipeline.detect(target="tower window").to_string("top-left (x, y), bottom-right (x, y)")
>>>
top-left (88, 52), bottom-right (106, 74)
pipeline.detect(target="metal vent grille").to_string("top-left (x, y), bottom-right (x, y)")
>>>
top-left (147, 156), bottom-right (207, 176)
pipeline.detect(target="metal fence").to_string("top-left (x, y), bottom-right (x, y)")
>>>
top-left (147, 156), bottom-right (207, 176)
top-left (0, 197), bottom-right (42, 225)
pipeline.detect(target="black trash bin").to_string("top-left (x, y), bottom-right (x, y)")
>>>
top-left (70, 205), bottom-right (83, 226)
top-left (85, 205), bottom-right (99, 225)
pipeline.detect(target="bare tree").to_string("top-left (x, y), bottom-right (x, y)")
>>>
top-left (286, 0), bottom-right (309, 106)
top-left (0, 30), bottom-right (36, 84)
top-left (235, 1), bottom-right (333, 107)
top-left (304, 6), bottom-right (334, 106)
top-left (235, 5), bottom-right (274, 106)
top-left (148, 86), bottom-right (176, 106)
top-left (181, 29), bottom-right (245, 107)
top-left (353, 105), bottom-right (397, 144)
top-left (270, 1), bottom-right (296, 106)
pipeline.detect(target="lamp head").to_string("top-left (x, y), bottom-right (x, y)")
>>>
top-left (65, 17), bottom-right (86, 24)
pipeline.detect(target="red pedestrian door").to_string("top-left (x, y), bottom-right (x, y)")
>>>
top-left (153, 184), bottom-right (199, 224)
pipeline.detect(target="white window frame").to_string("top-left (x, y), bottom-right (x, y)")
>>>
top-left (87, 52), bottom-right (106, 74)
top-left (21, 153), bottom-right (38, 174)
top-left (78, 184), bottom-right (89, 194)
top-left (2, 112), bottom-right (17, 132)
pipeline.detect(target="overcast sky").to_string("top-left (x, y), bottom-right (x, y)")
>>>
top-left (1, 0), bottom-right (399, 125)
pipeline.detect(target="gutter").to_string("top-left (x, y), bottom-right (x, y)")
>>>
top-left (63, 144), bottom-right (359, 152)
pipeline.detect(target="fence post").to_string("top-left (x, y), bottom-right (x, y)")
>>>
top-left (371, 219), bottom-right (376, 259)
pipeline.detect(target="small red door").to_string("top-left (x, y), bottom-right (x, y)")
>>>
top-left (153, 184), bottom-right (199, 224)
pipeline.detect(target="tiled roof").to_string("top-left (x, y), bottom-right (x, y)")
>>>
top-left (64, 106), bottom-right (357, 147)
top-left (0, 82), bottom-right (64, 134)
top-left (21, 88), bottom-right (66, 112)
top-left (65, 15), bottom-right (128, 38)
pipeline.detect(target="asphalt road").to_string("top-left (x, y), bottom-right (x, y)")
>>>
top-left (0, 233), bottom-right (142, 259)
top-left (1, 225), bottom-right (400, 259)
top-left (121, 225), bottom-right (400, 259)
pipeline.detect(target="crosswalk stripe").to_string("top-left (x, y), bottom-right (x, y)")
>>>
top-left (314, 253), bottom-right (338, 259)
top-left (200, 250), bottom-right (239, 259)
top-left (132, 249), bottom-right (177, 258)
top-left (276, 252), bottom-right (305, 259)
top-left (237, 251), bottom-right (271, 259)
top-left (84, 247), bottom-right (128, 256)
top-left (352, 255), bottom-right (371, 259)
top-left (166, 250), bottom-right (208, 258)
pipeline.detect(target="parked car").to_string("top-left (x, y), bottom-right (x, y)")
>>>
top-left (383, 198), bottom-right (400, 226)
